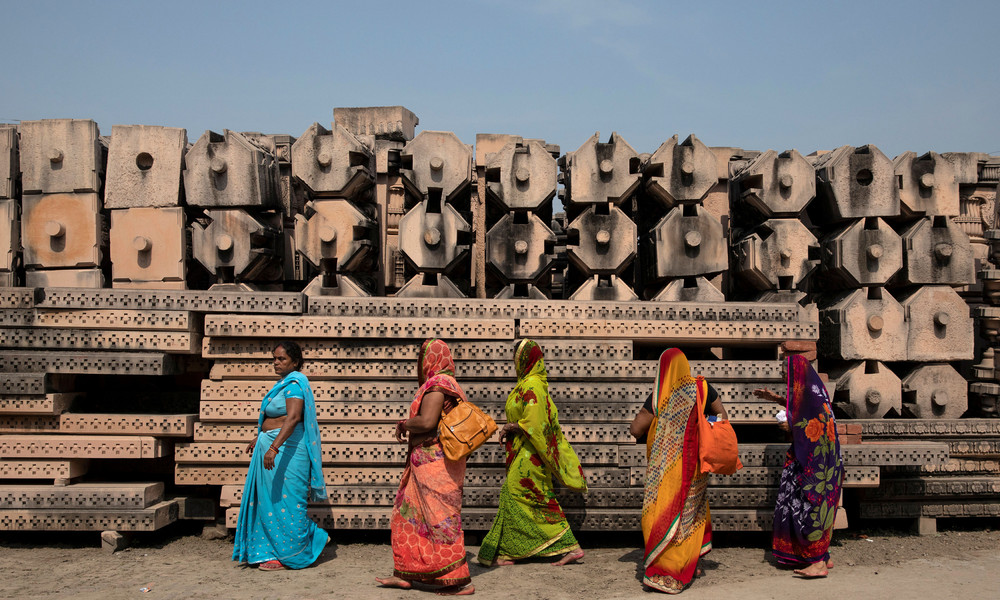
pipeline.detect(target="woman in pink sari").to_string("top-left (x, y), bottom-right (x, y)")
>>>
top-left (376, 338), bottom-right (474, 596)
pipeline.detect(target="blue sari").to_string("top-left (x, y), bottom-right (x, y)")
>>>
top-left (233, 371), bottom-right (328, 569)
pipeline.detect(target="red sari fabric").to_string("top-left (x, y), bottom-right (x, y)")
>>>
top-left (390, 339), bottom-right (471, 586)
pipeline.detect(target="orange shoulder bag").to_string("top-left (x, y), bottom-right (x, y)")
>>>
top-left (696, 376), bottom-right (744, 475)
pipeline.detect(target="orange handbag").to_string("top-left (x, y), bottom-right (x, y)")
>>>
top-left (438, 399), bottom-right (498, 461)
top-left (695, 377), bottom-right (744, 475)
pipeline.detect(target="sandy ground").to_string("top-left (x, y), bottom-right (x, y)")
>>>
top-left (1, 524), bottom-right (998, 600)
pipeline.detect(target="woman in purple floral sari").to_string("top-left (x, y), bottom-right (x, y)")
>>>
top-left (755, 355), bottom-right (843, 578)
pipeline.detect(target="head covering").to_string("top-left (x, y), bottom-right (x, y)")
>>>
top-left (411, 339), bottom-right (466, 415)
top-left (514, 339), bottom-right (546, 381)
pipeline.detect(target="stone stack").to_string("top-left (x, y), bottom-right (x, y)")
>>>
top-left (0, 125), bottom-right (19, 288)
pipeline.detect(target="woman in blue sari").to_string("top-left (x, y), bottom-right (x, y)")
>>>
top-left (233, 340), bottom-right (328, 570)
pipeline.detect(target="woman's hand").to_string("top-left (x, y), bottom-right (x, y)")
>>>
top-left (394, 420), bottom-right (408, 444)
top-left (263, 447), bottom-right (277, 470)
top-left (753, 388), bottom-right (785, 405)
top-left (499, 422), bottom-right (520, 443)
top-left (245, 440), bottom-right (255, 455)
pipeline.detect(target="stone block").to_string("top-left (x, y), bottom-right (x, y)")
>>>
top-left (732, 149), bottom-right (815, 217)
top-left (183, 130), bottom-right (280, 208)
top-left (25, 268), bottom-right (103, 288)
top-left (291, 122), bottom-right (374, 198)
top-left (901, 363), bottom-right (968, 419)
top-left (333, 106), bottom-right (418, 142)
top-left (644, 134), bottom-right (719, 207)
top-left (899, 216), bottom-right (975, 286)
top-left (191, 209), bottom-right (281, 281)
top-left (813, 144), bottom-right (899, 221)
top-left (820, 217), bottom-right (902, 287)
top-left (560, 132), bottom-right (640, 205)
top-left (475, 133), bottom-right (522, 166)
top-left (567, 275), bottom-right (638, 302)
top-left (484, 139), bottom-right (557, 212)
top-left (295, 200), bottom-right (377, 272)
top-left (104, 125), bottom-right (187, 208)
top-left (900, 285), bottom-right (974, 361)
top-left (819, 287), bottom-right (907, 361)
top-left (0, 199), bottom-right (19, 272)
top-left (0, 126), bottom-right (16, 199)
top-left (395, 274), bottom-right (467, 298)
top-left (828, 360), bottom-right (901, 418)
top-left (487, 212), bottom-right (556, 284)
top-left (110, 207), bottom-right (186, 285)
top-left (400, 130), bottom-right (472, 200)
top-left (893, 151), bottom-right (959, 217)
top-left (736, 218), bottom-right (818, 290)
top-left (643, 204), bottom-right (727, 280)
top-left (19, 119), bottom-right (103, 194)
top-left (398, 199), bottom-right (471, 273)
top-left (652, 276), bottom-right (726, 302)
top-left (21, 193), bottom-right (103, 269)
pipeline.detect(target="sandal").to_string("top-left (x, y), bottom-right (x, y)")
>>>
top-left (258, 560), bottom-right (286, 571)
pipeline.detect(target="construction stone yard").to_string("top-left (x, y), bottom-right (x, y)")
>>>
top-left (0, 107), bottom-right (998, 597)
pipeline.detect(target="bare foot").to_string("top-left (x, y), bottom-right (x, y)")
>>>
top-left (826, 558), bottom-right (834, 569)
top-left (694, 568), bottom-right (704, 577)
top-left (552, 549), bottom-right (585, 566)
top-left (437, 584), bottom-right (475, 596)
top-left (493, 558), bottom-right (515, 567)
top-left (375, 576), bottom-right (412, 589)
top-left (793, 561), bottom-right (829, 578)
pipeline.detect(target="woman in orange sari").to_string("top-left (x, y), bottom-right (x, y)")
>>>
top-left (629, 349), bottom-right (712, 594)
top-left (376, 339), bottom-right (474, 596)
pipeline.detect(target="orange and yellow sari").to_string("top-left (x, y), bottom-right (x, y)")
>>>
top-left (389, 339), bottom-right (471, 587)
top-left (641, 349), bottom-right (712, 594)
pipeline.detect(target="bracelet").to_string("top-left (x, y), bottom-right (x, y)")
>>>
top-left (268, 445), bottom-right (280, 453)
top-left (397, 419), bottom-right (407, 430)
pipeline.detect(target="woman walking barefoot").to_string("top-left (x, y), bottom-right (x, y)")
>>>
top-left (477, 340), bottom-right (587, 568)
top-left (376, 339), bottom-right (475, 596)
top-left (754, 355), bottom-right (843, 579)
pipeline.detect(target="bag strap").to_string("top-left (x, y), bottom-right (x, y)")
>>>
top-left (695, 376), bottom-right (709, 425)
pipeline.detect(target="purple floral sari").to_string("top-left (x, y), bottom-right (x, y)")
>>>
top-left (772, 355), bottom-right (843, 565)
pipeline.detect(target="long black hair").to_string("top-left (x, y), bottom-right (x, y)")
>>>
top-left (274, 340), bottom-right (304, 371)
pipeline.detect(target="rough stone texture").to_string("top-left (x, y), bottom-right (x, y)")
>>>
top-left (290, 122), bottom-right (374, 198)
top-left (183, 130), bottom-right (280, 208)
top-left (643, 204), bottom-right (727, 280)
top-left (829, 360), bottom-right (902, 418)
top-left (732, 149), bottom-right (815, 217)
top-left (395, 274), bottom-right (466, 298)
top-left (561, 132), bottom-right (640, 205)
top-left (21, 193), bottom-right (103, 269)
top-left (191, 209), bottom-right (281, 281)
top-left (24, 268), bottom-right (103, 288)
top-left (901, 363), bottom-right (969, 419)
top-left (813, 144), bottom-right (900, 222)
top-left (644, 134), bottom-right (719, 207)
top-left (400, 130), bottom-right (472, 200)
top-left (899, 216), bottom-right (976, 285)
top-left (301, 273), bottom-right (371, 298)
top-left (940, 151), bottom-right (988, 185)
top-left (110, 207), bottom-right (186, 286)
top-left (19, 119), bottom-right (103, 195)
top-left (494, 283), bottom-right (550, 300)
top-left (484, 139), bottom-right (557, 212)
top-left (397, 199), bottom-right (471, 273)
top-left (893, 151), bottom-right (960, 217)
top-left (333, 106), bottom-right (418, 142)
top-left (0, 199), bottom-right (19, 272)
top-left (736, 218), bottom-right (818, 290)
top-left (567, 274), bottom-right (638, 301)
top-left (486, 212), bottom-right (556, 284)
top-left (652, 276), bottom-right (726, 302)
top-left (104, 125), bottom-right (187, 208)
top-left (820, 217), bottom-right (903, 288)
top-left (294, 200), bottom-right (376, 272)
top-left (818, 287), bottom-right (907, 361)
top-left (0, 126), bottom-right (17, 199)
top-left (566, 204), bottom-right (637, 276)
top-left (900, 285), bottom-right (974, 361)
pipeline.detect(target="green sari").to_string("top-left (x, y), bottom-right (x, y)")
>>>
top-left (477, 340), bottom-right (588, 565)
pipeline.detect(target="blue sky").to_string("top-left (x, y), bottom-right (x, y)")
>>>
top-left (2, 0), bottom-right (998, 158)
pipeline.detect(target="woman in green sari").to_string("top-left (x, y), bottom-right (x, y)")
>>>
top-left (477, 339), bottom-right (588, 567)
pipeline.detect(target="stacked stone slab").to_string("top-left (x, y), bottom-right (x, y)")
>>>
top-left (557, 133), bottom-right (641, 301)
top-left (856, 419), bottom-right (1000, 533)
top-left (0, 287), bottom-right (306, 534)
top-left (105, 125), bottom-right (189, 289)
top-left (0, 126), bottom-right (20, 288)
top-left (186, 130), bottom-right (284, 290)
top-left (19, 119), bottom-right (107, 288)
top-left (971, 156), bottom-right (1000, 416)
top-left (638, 135), bottom-right (733, 302)
top-left (479, 135), bottom-right (560, 299)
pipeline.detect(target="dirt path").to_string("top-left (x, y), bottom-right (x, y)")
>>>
top-left (1, 527), bottom-right (997, 599)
